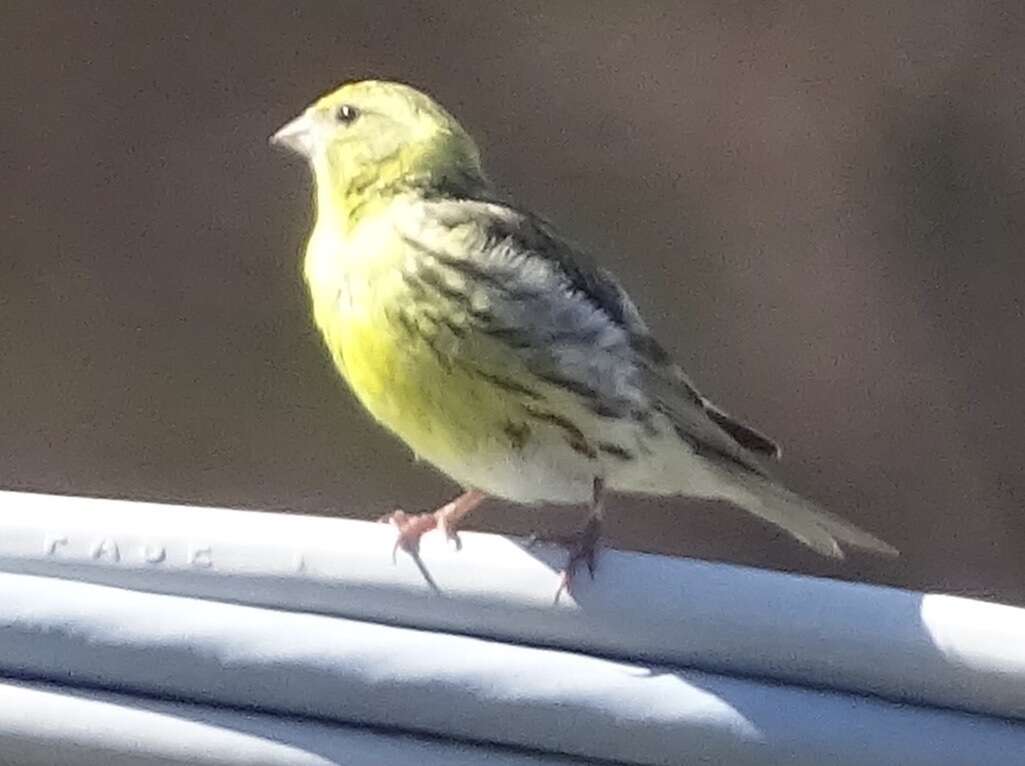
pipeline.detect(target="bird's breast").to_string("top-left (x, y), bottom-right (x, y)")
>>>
top-left (303, 223), bottom-right (509, 468)
top-left (300, 214), bottom-right (610, 504)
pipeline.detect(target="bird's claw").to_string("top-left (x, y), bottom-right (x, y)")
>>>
top-left (380, 509), bottom-right (439, 562)
top-left (438, 516), bottom-right (463, 551)
top-left (380, 507), bottom-right (464, 562)
top-left (554, 536), bottom-right (600, 602)
top-left (531, 517), bottom-right (602, 603)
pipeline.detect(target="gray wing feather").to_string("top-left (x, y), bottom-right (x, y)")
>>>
top-left (401, 198), bottom-right (898, 557)
top-left (405, 198), bottom-right (778, 473)
top-left (403, 200), bottom-right (640, 409)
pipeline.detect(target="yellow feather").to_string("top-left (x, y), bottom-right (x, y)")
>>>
top-left (303, 198), bottom-right (522, 471)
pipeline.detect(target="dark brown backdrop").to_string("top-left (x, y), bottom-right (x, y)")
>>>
top-left (3, 1), bottom-right (1023, 603)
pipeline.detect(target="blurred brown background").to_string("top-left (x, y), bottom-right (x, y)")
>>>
top-left (2, 2), bottom-right (1023, 603)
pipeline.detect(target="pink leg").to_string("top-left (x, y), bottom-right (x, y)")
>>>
top-left (381, 490), bottom-right (487, 561)
top-left (555, 477), bottom-right (606, 602)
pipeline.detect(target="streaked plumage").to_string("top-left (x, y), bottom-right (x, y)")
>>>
top-left (272, 80), bottom-right (896, 569)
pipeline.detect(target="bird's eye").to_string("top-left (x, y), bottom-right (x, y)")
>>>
top-left (335, 104), bottom-right (360, 125)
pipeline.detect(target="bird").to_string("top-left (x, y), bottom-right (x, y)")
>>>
top-left (270, 80), bottom-right (897, 586)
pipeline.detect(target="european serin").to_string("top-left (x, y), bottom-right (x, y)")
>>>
top-left (271, 80), bottom-right (896, 584)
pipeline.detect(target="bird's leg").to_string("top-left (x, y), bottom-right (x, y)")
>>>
top-left (556, 477), bottom-right (606, 599)
top-left (381, 489), bottom-right (487, 561)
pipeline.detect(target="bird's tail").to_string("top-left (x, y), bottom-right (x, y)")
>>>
top-left (715, 468), bottom-right (898, 558)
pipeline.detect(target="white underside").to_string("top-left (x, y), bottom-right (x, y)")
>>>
top-left (429, 412), bottom-right (727, 505)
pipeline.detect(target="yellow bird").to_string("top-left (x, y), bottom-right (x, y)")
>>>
top-left (271, 80), bottom-right (896, 582)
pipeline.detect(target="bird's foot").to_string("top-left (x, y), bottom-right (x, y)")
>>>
top-left (529, 514), bottom-right (603, 601)
top-left (380, 491), bottom-right (486, 563)
top-left (380, 509), bottom-right (443, 562)
top-left (557, 515), bottom-right (603, 600)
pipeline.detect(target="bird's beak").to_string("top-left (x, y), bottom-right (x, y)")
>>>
top-left (270, 112), bottom-right (316, 156)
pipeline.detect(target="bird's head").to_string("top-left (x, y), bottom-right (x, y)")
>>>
top-left (272, 80), bottom-right (487, 223)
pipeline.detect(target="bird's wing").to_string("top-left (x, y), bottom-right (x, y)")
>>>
top-left (401, 197), bottom-right (779, 473)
